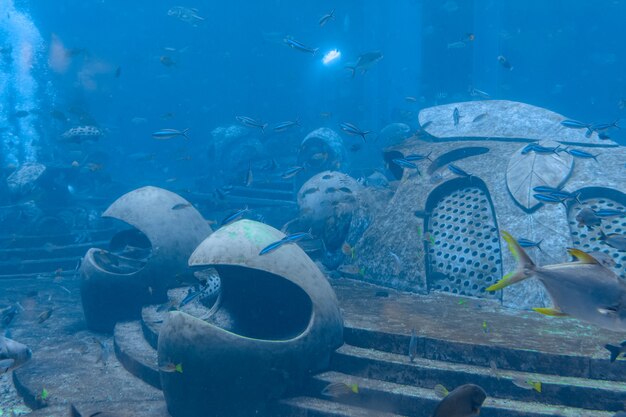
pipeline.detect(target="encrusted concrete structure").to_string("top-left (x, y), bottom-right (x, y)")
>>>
top-left (351, 100), bottom-right (626, 309)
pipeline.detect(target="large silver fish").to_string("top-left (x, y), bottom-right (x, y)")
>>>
top-left (0, 335), bottom-right (32, 374)
top-left (487, 231), bottom-right (626, 332)
top-left (345, 51), bottom-right (383, 78)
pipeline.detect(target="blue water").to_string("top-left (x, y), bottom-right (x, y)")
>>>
top-left (3, 1), bottom-right (624, 170)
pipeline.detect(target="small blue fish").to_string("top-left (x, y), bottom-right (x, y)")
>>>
top-left (531, 144), bottom-right (561, 154)
top-left (448, 164), bottom-right (471, 178)
top-left (273, 119), bottom-right (300, 132)
top-left (339, 122), bottom-right (371, 142)
top-left (283, 37), bottom-right (318, 55)
top-left (453, 107), bottom-right (460, 126)
top-left (152, 128), bottom-right (189, 140)
top-left (595, 209), bottom-right (626, 218)
top-left (567, 148), bottom-right (598, 161)
top-left (282, 231), bottom-right (314, 243)
top-left (236, 116), bottom-right (268, 132)
top-left (281, 166), bottom-right (304, 179)
top-left (560, 119), bottom-right (590, 129)
top-left (179, 288), bottom-right (200, 308)
top-left (548, 190), bottom-right (581, 204)
top-left (518, 238), bottom-right (542, 250)
top-left (404, 152), bottom-right (432, 162)
top-left (259, 231), bottom-right (313, 255)
top-left (521, 144), bottom-right (560, 155)
top-left (590, 120), bottom-right (619, 132)
top-left (532, 185), bottom-right (561, 194)
top-left (220, 207), bottom-right (250, 227)
top-left (533, 193), bottom-right (566, 205)
top-left (392, 158), bottom-right (418, 169)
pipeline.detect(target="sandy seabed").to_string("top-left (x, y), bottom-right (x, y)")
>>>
top-left (0, 373), bottom-right (30, 415)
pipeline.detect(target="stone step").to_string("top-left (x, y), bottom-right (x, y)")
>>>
top-left (0, 255), bottom-right (82, 275)
top-left (308, 371), bottom-right (615, 417)
top-left (0, 229), bottom-right (115, 249)
top-left (272, 397), bottom-right (404, 417)
top-left (332, 344), bottom-right (626, 412)
top-left (24, 401), bottom-right (170, 417)
top-left (333, 280), bottom-right (626, 382)
top-left (141, 305), bottom-right (162, 349)
top-left (0, 240), bottom-right (107, 262)
top-left (114, 321), bottom-right (162, 390)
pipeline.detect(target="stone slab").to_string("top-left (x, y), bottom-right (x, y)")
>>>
top-left (418, 100), bottom-right (618, 146)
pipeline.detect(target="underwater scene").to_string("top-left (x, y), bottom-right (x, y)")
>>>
top-left (3, 0), bottom-right (626, 416)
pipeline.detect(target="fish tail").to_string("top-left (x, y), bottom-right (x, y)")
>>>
top-left (345, 66), bottom-right (356, 78)
top-left (70, 404), bottom-right (83, 417)
top-left (426, 151), bottom-right (433, 162)
top-left (613, 119), bottom-right (620, 129)
top-left (605, 344), bottom-right (622, 362)
top-left (182, 128), bottom-right (190, 139)
top-left (312, 48), bottom-right (319, 56)
top-left (262, 124), bottom-right (268, 134)
top-left (574, 192), bottom-right (582, 205)
top-left (486, 231), bottom-right (536, 292)
top-left (537, 239), bottom-right (543, 251)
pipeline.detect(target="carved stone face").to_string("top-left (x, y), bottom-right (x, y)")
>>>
top-left (157, 220), bottom-right (343, 417)
top-left (80, 186), bottom-right (212, 332)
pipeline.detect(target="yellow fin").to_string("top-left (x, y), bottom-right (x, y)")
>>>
top-left (175, 363), bottom-right (183, 373)
top-left (501, 230), bottom-right (534, 267)
top-left (434, 384), bottom-right (449, 399)
top-left (531, 381), bottom-right (542, 393)
top-left (350, 383), bottom-right (359, 394)
top-left (567, 248), bottom-right (599, 264)
top-left (533, 307), bottom-right (568, 317)
top-left (486, 272), bottom-right (515, 292)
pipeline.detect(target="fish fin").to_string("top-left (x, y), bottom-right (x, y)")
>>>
top-left (567, 248), bottom-right (600, 264)
top-left (433, 384), bottom-right (448, 399)
top-left (532, 381), bottom-right (542, 393)
top-left (70, 404), bottom-right (83, 417)
top-left (350, 384), bottom-right (359, 394)
top-left (574, 192), bottom-right (583, 204)
top-left (605, 344), bottom-right (622, 362)
top-left (175, 363), bottom-right (183, 373)
top-left (181, 128), bottom-right (190, 139)
top-left (533, 307), bottom-right (568, 317)
top-left (486, 231), bottom-right (535, 291)
top-left (345, 66), bottom-right (356, 78)
top-left (0, 358), bottom-right (14, 373)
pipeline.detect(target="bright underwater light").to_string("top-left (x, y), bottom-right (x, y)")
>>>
top-left (322, 49), bottom-right (341, 65)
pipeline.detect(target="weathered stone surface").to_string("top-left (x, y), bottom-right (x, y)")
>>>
top-left (377, 122), bottom-right (411, 148)
top-left (297, 128), bottom-right (349, 178)
top-left (307, 371), bottom-right (614, 417)
top-left (418, 100), bottom-right (618, 146)
top-left (297, 171), bottom-right (364, 251)
top-left (358, 135), bottom-right (626, 309)
top-left (506, 140), bottom-right (574, 210)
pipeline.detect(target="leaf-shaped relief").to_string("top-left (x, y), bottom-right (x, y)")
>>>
top-left (506, 140), bottom-right (574, 211)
